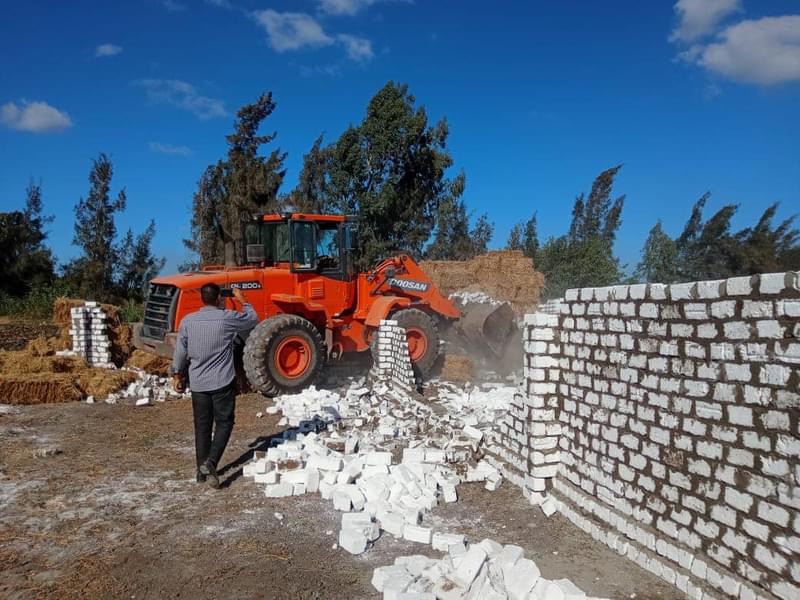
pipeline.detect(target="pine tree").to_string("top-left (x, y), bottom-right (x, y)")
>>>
top-left (522, 214), bottom-right (539, 262)
top-left (676, 194), bottom-right (740, 280)
top-left (287, 134), bottom-right (333, 213)
top-left (636, 221), bottom-right (678, 283)
top-left (68, 153), bottom-right (127, 298)
top-left (116, 221), bottom-right (166, 301)
top-left (506, 223), bottom-right (523, 251)
top-left (295, 82), bottom-right (464, 268)
top-left (734, 203), bottom-right (800, 274)
top-left (186, 92), bottom-right (287, 266)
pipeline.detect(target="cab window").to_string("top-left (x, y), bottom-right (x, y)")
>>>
top-left (291, 221), bottom-right (315, 269)
top-left (263, 222), bottom-right (290, 264)
top-left (317, 224), bottom-right (340, 271)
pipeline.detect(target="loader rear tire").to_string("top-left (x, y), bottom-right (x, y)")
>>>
top-left (243, 315), bottom-right (325, 397)
top-left (373, 308), bottom-right (439, 377)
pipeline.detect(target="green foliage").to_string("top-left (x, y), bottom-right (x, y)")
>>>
top-left (0, 280), bottom-right (74, 320)
top-left (119, 298), bottom-right (145, 323)
top-left (635, 221), bottom-right (678, 283)
top-left (637, 196), bottom-right (799, 283)
top-left (64, 153), bottom-right (164, 303)
top-left (569, 165), bottom-right (624, 244)
top-left (186, 92), bottom-right (287, 266)
top-left (506, 223), bottom-right (523, 251)
top-left (426, 193), bottom-right (494, 260)
top-left (286, 134), bottom-right (334, 213)
top-left (536, 168), bottom-right (625, 298)
top-left (293, 82), bottom-right (466, 268)
top-left (116, 221), bottom-right (166, 301)
top-left (537, 236), bottom-right (622, 300)
top-left (68, 153), bottom-right (127, 298)
top-left (507, 213), bottom-right (539, 263)
top-left (0, 181), bottom-right (55, 297)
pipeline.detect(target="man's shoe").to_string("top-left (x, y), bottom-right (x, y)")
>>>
top-left (196, 470), bottom-right (207, 483)
top-left (199, 463), bottom-right (220, 489)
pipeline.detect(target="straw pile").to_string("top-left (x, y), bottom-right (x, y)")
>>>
top-left (420, 250), bottom-right (545, 314)
top-left (52, 298), bottom-right (134, 365)
top-left (125, 349), bottom-right (171, 376)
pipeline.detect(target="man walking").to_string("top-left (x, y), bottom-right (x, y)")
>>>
top-left (171, 283), bottom-right (259, 489)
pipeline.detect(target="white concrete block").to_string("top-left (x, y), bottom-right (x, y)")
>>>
top-left (505, 558), bottom-right (541, 600)
top-left (264, 482), bottom-right (293, 498)
top-left (452, 546), bottom-right (487, 588)
top-left (339, 528), bottom-right (367, 555)
top-left (432, 532), bottom-right (465, 552)
top-left (403, 524), bottom-right (432, 544)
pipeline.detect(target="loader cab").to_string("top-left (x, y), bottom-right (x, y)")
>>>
top-left (244, 214), bottom-right (357, 281)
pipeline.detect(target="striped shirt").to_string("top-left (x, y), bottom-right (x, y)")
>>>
top-left (171, 304), bottom-right (259, 392)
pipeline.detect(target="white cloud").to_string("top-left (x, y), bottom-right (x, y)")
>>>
top-left (95, 43), bottom-right (123, 58)
top-left (149, 142), bottom-right (192, 156)
top-left (253, 10), bottom-right (334, 52)
top-left (337, 34), bottom-right (374, 61)
top-left (134, 79), bottom-right (226, 119)
top-left (319, 0), bottom-right (376, 16)
top-left (161, 0), bottom-right (186, 11)
top-left (695, 16), bottom-right (800, 85)
top-left (670, 0), bottom-right (741, 43)
top-left (1, 100), bottom-right (72, 133)
top-left (318, 0), bottom-right (408, 16)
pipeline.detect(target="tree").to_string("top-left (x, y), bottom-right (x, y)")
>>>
top-left (506, 223), bottom-right (523, 251)
top-left (426, 192), bottom-right (493, 261)
top-left (537, 236), bottom-right (622, 300)
top-left (295, 82), bottom-right (464, 268)
top-left (734, 203), bottom-right (800, 274)
top-left (636, 221), bottom-right (678, 283)
top-left (676, 193), bottom-right (740, 281)
top-left (286, 134), bottom-right (334, 213)
top-left (64, 154), bottom-right (164, 302)
top-left (536, 168), bottom-right (625, 299)
top-left (67, 153), bottom-right (127, 299)
top-left (116, 221), bottom-right (166, 301)
top-left (186, 92), bottom-right (287, 266)
top-left (568, 165), bottom-right (624, 244)
top-left (522, 214), bottom-right (539, 262)
top-left (0, 181), bottom-right (55, 297)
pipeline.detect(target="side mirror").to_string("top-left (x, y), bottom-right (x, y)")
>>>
top-left (246, 244), bottom-right (265, 263)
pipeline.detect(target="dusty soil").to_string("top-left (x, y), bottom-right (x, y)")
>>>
top-left (0, 394), bottom-right (683, 600)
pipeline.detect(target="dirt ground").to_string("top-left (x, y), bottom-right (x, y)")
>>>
top-left (0, 322), bottom-right (60, 351)
top-left (0, 392), bottom-right (684, 600)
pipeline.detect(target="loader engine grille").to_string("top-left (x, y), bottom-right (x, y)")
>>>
top-left (142, 283), bottom-right (178, 340)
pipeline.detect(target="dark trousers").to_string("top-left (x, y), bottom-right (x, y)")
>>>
top-left (191, 381), bottom-right (236, 471)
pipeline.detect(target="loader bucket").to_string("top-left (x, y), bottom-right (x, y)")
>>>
top-left (457, 302), bottom-right (517, 358)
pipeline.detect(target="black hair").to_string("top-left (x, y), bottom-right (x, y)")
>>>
top-left (200, 283), bottom-right (221, 306)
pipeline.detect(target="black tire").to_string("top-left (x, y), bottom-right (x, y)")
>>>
top-left (371, 308), bottom-right (440, 378)
top-left (243, 314), bottom-right (325, 397)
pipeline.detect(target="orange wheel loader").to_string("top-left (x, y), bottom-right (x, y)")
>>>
top-left (133, 213), bottom-right (514, 396)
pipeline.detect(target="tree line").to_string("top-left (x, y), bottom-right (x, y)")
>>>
top-left (505, 166), bottom-right (798, 299)
top-left (2, 80), bottom-right (797, 315)
top-left (0, 155), bottom-right (163, 313)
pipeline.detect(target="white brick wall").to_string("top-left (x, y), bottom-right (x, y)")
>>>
top-left (500, 272), bottom-right (800, 600)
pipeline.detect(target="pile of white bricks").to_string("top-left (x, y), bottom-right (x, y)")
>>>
top-left (244, 381), bottom-right (510, 555)
top-left (57, 301), bottom-right (114, 368)
top-left (372, 541), bottom-right (600, 599)
top-left (371, 320), bottom-right (417, 394)
top-left (495, 271), bottom-right (799, 600)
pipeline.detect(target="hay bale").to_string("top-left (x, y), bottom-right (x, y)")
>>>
top-left (78, 369), bottom-right (137, 399)
top-left (0, 373), bottom-right (83, 405)
top-left (125, 350), bottom-right (172, 376)
top-left (438, 354), bottom-right (474, 383)
top-left (420, 250), bottom-right (545, 314)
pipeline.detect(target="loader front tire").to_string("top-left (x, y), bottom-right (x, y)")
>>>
top-left (243, 315), bottom-right (325, 397)
top-left (379, 308), bottom-right (440, 377)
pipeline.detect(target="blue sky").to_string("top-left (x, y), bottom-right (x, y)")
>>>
top-left (1, 0), bottom-right (798, 273)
